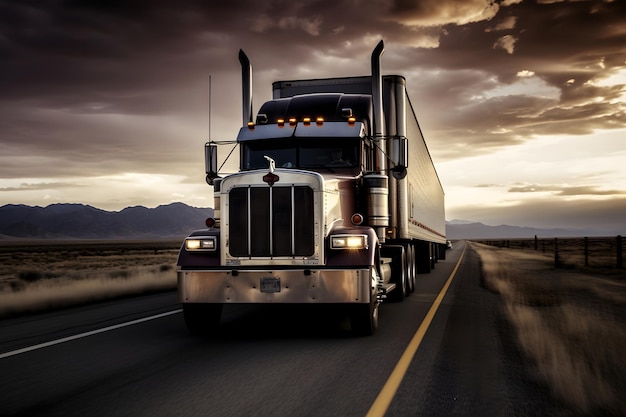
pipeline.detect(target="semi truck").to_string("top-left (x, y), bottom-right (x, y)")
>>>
top-left (177, 40), bottom-right (446, 336)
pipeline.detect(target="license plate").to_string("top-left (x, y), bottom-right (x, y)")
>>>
top-left (260, 277), bottom-right (281, 293)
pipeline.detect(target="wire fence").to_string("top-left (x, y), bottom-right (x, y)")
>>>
top-left (472, 235), bottom-right (624, 272)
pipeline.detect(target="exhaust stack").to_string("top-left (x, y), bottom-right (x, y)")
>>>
top-left (239, 50), bottom-right (253, 126)
top-left (371, 40), bottom-right (385, 173)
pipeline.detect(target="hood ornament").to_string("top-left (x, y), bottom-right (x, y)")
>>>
top-left (262, 155), bottom-right (279, 186)
top-left (264, 155), bottom-right (276, 173)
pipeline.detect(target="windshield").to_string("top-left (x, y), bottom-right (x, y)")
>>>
top-left (243, 138), bottom-right (360, 170)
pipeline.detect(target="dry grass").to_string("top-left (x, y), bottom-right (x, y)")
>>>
top-left (0, 240), bottom-right (181, 318)
top-left (470, 242), bottom-right (626, 415)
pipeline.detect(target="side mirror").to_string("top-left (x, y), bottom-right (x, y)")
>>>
top-left (205, 143), bottom-right (219, 185)
top-left (390, 136), bottom-right (408, 180)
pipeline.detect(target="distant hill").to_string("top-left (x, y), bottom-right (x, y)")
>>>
top-left (446, 220), bottom-right (614, 240)
top-left (0, 203), bottom-right (213, 239)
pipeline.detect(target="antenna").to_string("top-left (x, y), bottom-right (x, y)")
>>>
top-left (208, 74), bottom-right (212, 141)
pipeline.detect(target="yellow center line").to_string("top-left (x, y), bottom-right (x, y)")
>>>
top-left (366, 245), bottom-right (467, 417)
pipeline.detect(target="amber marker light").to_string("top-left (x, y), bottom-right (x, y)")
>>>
top-left (351, 213), bottom-right (364, 225)
top-left (316, 117), bottom-right (324, 126)
top-left (289, 117), bottom-right (297, 127)
top-left (277, 118), bottom-right (285, 127)
top-left (247, 121), bottom-right (255, 129)
top-left (303, 117), bottom-right (311, 126)
top-left (348, 116), bottom-right (356, 125)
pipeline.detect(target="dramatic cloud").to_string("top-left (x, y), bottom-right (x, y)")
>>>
top-left (1, 0), bottom-right (625, 231)
top-left (387, 0), bottom-right (500, 26)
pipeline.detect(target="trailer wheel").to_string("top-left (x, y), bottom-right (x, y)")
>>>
top-left (182, 303), bottom-right (223, 336)
top-left (407, 244), bottom-right (416, 293)
top-left (430, 243), bottom-right (437, 269)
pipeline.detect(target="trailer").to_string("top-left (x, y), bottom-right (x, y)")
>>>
top-left (177, 40), bottom-right (446, 336)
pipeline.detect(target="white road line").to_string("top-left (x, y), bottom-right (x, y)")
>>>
top-left (0, 309), bottom-right (182, 360)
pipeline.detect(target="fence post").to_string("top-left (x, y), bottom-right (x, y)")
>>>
top-left (584, 237), bottom-right (589, 267)
top-left (554, 238), bottom-right (560, 268)
top-left (534, 235), bottom-right (538, 251)
top-left (617, 235), bottom-right (623, 269)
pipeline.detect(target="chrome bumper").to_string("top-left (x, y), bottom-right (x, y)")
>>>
top-left (178, 268), bottom-right (372, 304)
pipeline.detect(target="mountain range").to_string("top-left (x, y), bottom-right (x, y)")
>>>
top-left (445, 219), bottom-right (615, 239)
top-left (0, 203), bottom-right (613, 240)
top-left (0, 203), bottom-right (213, 240)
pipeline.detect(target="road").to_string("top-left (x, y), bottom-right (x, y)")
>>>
top-left (0, 242), bottom-right (568, 416)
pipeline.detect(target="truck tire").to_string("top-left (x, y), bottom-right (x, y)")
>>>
top-left (350, 267), bottom-right (379, 336)
top-left (415, 240), bottom-right (431, 273)
top-left (390, 247), bottom-right (407, 302)
top-left (350, 297), bottom-right (379, 337)
top-left (182, 303), bottom-right (223, 336)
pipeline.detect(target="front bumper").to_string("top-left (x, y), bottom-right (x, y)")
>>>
top-left (178, 268), bottom-right (372, 304)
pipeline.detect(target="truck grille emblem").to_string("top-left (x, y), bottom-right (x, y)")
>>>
top-left (263, 172), bottom-right (279, 186)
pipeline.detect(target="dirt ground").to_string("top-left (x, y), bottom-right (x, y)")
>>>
top-left (0, 240), bottom-right (180, 317)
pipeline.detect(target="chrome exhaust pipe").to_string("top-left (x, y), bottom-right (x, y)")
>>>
top-left (371, 40), bottom-right (385, 173)
top-left (239, 49), bottom-right (253, 126)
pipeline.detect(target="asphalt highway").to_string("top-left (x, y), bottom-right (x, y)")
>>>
top-left (0, 242), bottom-right (568, 416)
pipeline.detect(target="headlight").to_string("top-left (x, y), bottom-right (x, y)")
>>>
top-left (331, 234), bottom-right (368, 250)
top-left (185, 237), bottom-right (217, 251)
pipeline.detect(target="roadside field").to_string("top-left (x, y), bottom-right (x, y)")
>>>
top-left (470, 241), bottom-right (626, 415)
top-left (472, 236), bottom-right (625, 273)
top-left (0, 239), bottom-right (181, 317)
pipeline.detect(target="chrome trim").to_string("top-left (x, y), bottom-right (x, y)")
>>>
top-left (221, 169), bottom-right (324, 265)
top-left (269, 186), bottom-right (273, 256)
top-left (178, 268), bottom-right (372, 304)
top-left (247, 187), bottom-right (252, 255)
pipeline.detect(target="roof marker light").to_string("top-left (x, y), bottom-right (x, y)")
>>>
top-left (316, 117), bottom-right (324, 126)
top-left (303, 117), bottom-right (311, 126)
top-left (277, 118), bottom-right (285, 127)
top-left (289, 117), bottom-right (297, 127)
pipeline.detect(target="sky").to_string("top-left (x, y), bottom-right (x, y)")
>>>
top-left (1, 0), bottom-right (625, 234)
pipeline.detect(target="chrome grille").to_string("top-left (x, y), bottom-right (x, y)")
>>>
top-left (229, 186), bottom-right (315, 257)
